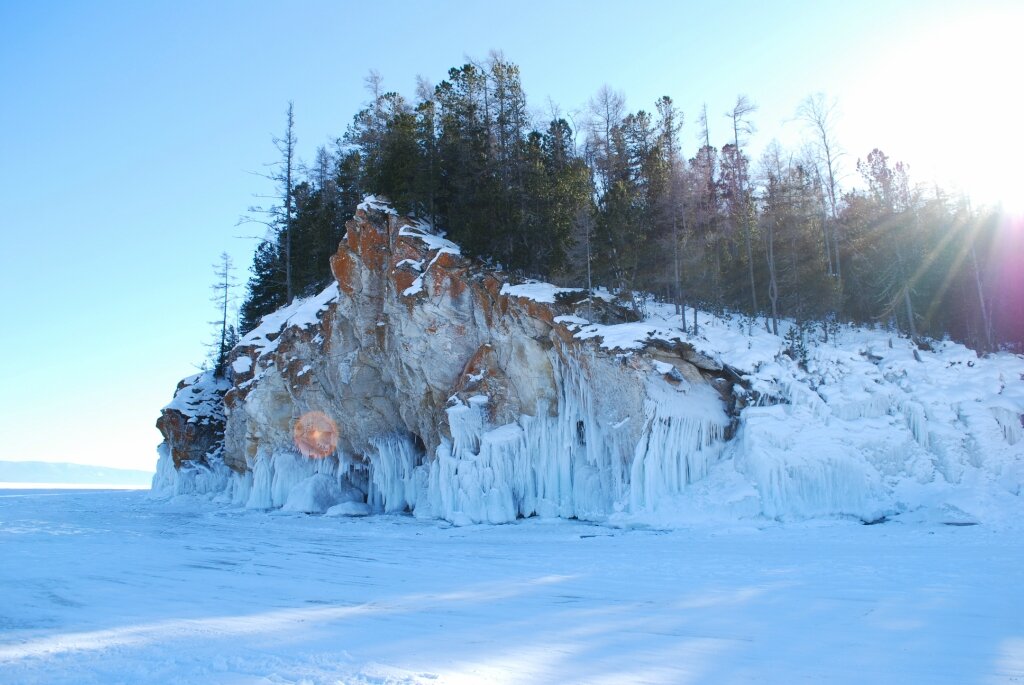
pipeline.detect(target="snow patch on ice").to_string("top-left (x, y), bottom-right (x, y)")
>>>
top-left (324, 500), bottom-right (372, 517)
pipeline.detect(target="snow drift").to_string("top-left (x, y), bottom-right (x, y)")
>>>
top-left (154, 197), bottom-right (1024, 526)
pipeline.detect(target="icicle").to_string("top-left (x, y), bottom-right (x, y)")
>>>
top-left (366, 434), bottom-right (420, 513)
top-left (991, 407), bottom-right (1023, 445)
top-left (628, 381), bottom-right (729, 512)
top-left (899, 400), bottom-right (929, 447)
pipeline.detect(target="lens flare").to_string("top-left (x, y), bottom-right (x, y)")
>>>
top-left (292, 411), bottom-right (339, 459)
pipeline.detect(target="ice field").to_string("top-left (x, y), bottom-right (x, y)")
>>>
top-left (1, 489), bottom-right (1022, 684)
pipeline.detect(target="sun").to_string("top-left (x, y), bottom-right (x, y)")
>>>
top-left (843, 5), bottom-right (1024, 215)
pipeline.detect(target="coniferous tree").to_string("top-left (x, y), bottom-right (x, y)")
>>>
top-left (229, 59), bottom-right (1020, 353)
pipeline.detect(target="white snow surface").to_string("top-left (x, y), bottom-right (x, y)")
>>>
top-left (356, 194), bottom-right (398, 215)
top-left (550, 297), bottom-right (1024, 525)
top-left (161, 371), bottom-right (229, 421)
top-left (237, 283), bottom-right (339, 359)
top-left (500, 280), bottom-right (582, 303)
top-left (230, 355), bottom-right (251, 375)
top-left (1, 489), bottom-right (1022, 684)
top-left (397, 219), bottom-right (461, 297)
top-left (397, 218), bottom-right (460, 256)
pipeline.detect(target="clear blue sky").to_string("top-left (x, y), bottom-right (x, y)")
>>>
top-left (1, 0), bottom-right (1019, 470)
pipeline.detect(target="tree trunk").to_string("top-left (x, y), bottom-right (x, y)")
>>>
top-left (766, 223), bottom-right (779, 336)
top-left (970, 242), bottom-right (994, 351)
top-left (903, 286), bottom-right (918, 341)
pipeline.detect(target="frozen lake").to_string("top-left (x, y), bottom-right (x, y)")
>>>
top-left (1, 489), bottom-right (1021, 684)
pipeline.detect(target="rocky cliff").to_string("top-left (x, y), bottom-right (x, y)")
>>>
top-left (154, 198), bottom-right (735, 523)
top-left (155, 197), bottom-right (1024, 526)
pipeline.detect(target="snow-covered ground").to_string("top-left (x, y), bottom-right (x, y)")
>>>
top-left (1, 489), bottom-right (1022, 684)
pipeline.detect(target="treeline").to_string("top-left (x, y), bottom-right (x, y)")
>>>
top-left (237, 54), bottom-right (1016, 352)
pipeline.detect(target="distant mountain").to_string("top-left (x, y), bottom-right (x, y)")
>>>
top-left (0, 461), bottom-right (153, 487)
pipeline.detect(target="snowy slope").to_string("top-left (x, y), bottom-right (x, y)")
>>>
top-left (549, 294), bottom-right (1024, 526)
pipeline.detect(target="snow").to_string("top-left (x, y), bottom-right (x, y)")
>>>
top-left (397, 219), bottom-right (461, 297)
top-left (500, 281), bottom-right (583, 303)
top-left (395, 258), bottom-right (424, 271)
top-left (356, 194), bottom-right (398, 215)
top-left (162, 370), bottom-right (228, 421)
top-left (1, 489), bottom-right (1022, 684)
top-left (281, 473), bottom-right (349, 514)
top-left (230, 355), bottom-right (251, 374)
top-left (237, 282), bottom-right (339, 359)
top-left (541, 296), bottom-right (1024, 526)
top-left (397, 218), bottom-right (460, 256)
top-left (324, 500), bottom-right (371, 517)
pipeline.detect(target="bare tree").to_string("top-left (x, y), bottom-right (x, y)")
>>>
top-left (210, 252), bottom-right (238, 377)
top-left (364, 69), bottom-right (384, 102)
top-left (697, 103), bottom-right (711, 150)
top-left (797, 94), bottom-right (844, 279)
top-left (759, 143), bottom-right (792, 336)
top-left (585, 85), bottom-right (626, 194)
top-left (956, 197), bottom-right (995, 351)
top-left (237, 102), bottom-right (298, 305)
top-left (656, 96), bottom-right (686, 326)
top-left (726, 95), bottom-right (759, 327)
top-left (277, 102), bottom-right (297, 303)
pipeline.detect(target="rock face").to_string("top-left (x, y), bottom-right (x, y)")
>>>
top-left (154, 199), bottom-right (732, 522)
top-left (156, 373), bottom-right (228, 469)
top-left (152, 372), bottom-right (232, 496)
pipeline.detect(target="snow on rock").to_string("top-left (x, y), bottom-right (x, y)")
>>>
top-left (396, 219), bottom-right (461, 297)
top-left (153, 370), bottom-right (232, 496)
top-left (156, 197), bottom-right (1024, 527)
top-left (236, 282), bottom-right (339, 360)
top-left (397, 218), bottom-right (460, 256)
top-left (356, 194), bottom-right (398, 215)
top-left (162, 370), bottom-right (228, 422)
top-left (500, 281), bottom-right (582, 303)
top-left (230, 356), bottom-right (252, 375)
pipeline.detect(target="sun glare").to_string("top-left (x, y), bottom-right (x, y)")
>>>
top-left (845, 6), bottom-right (1024, 214)
top-left (293, 411), bottom-right (339, 459)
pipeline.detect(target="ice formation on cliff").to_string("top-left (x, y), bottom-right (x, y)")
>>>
top-left (153, 199), bottom-right (1024, 527)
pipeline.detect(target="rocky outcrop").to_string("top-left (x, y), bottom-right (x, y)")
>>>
top-left (154, 198), bottom-right (732, 523)
top-left (156, 372), bottom-right (228, 469)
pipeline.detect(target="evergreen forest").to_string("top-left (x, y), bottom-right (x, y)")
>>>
top-left (224, 55), bottom-right (1020, 372)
